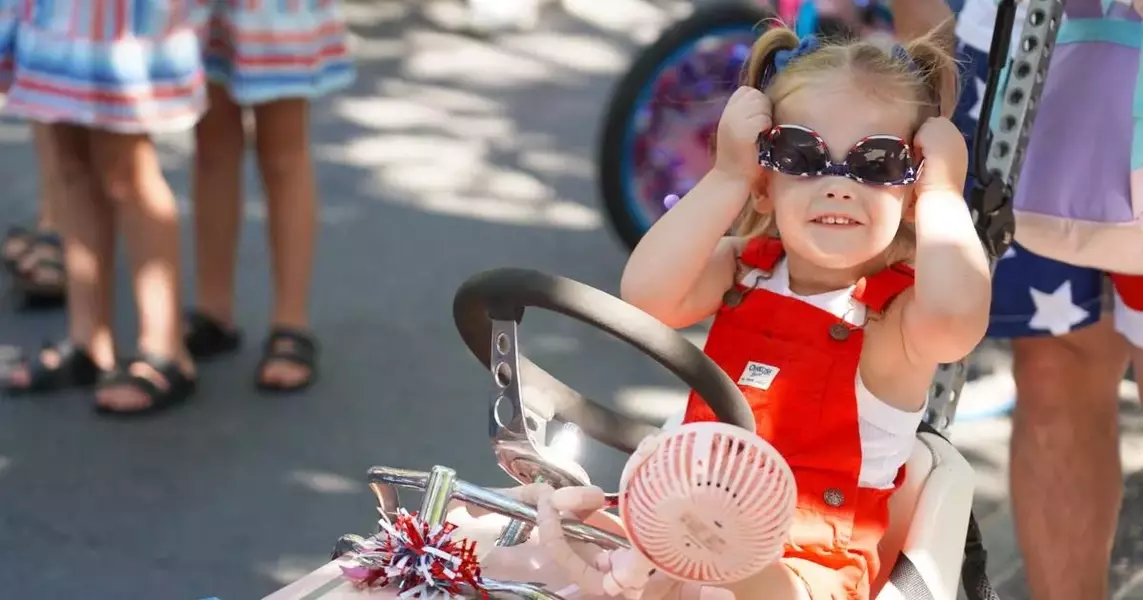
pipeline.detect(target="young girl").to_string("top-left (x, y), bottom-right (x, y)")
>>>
top-left (184, 0), bottom-right (354, 392)
top-left (620, 27), bottom-right (991, 599)
top-left (0, 1), bottom-right (203, 414)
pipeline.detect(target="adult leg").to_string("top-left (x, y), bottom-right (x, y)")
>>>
top-left (252, 98), bottom-right (318, 390)
top-left (190, 83), bottom-right (246, 332)
top-left (1011, 319), bottom-right (1127, 599)
top-left (999, 248), bottom-right (1128, 600)
top-left (89, 130), bottom-right (195, 413)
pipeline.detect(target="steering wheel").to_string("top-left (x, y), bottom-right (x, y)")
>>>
top-left (452, 268), bottom-right (755, 490)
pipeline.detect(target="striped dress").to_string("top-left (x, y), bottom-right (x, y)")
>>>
top-left (203, 0), bottom-right (354, 105)
top-left (0, 0), bottom-right (209, 134)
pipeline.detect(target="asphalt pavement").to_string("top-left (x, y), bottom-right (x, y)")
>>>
top-left (1, 2), bottom-right (1142, 598)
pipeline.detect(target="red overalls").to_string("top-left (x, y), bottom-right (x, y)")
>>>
top-left (683, 237), bottom-right (916, 600)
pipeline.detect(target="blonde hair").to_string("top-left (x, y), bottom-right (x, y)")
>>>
top-left (734, 25), bottom-right (960, 268)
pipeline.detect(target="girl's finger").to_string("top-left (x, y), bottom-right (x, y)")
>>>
top-left (456, 483), bottom-right (550, 517)
top-left (537, 486), bottom-right (608, 595)
top-left (551, 486), bottom-right (607, 521)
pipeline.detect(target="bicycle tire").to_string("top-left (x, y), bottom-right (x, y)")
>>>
top-left (596, 2), bottom-right (777, 252)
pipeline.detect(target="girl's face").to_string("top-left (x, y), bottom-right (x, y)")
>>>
top-left (757, 75), bottom-right (917, 270)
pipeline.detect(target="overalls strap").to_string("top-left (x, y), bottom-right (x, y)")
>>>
top-left (739, 236), bottom-right (785, 272)
top-left (853, 264), bottom-right (915, 313)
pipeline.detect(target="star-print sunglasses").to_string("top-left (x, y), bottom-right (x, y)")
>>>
top-left (757, 124), bottom-right (922, 186)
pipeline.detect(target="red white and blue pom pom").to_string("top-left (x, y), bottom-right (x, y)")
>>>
top-left (340, 509), bottom-right (486, 598)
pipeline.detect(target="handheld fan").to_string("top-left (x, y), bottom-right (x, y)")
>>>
top-left (618, 421), bottom-right (797, 584)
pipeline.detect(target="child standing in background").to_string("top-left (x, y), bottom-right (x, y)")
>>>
top-left (185, 0), bottom-right (354, 393)
top-left (0, 0), bottom-right (204, 414)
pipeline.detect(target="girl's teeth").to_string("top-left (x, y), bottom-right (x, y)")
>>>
top-left (820, 216), bottom-right (851, 224)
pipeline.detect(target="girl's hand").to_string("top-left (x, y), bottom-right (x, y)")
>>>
top-left (713, 86), bottom-right (772, 181)
top-left (912, 116), bottom-right (968, 197)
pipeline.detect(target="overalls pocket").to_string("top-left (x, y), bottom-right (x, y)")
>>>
top-left (701, 317), bottom-right (833, 457)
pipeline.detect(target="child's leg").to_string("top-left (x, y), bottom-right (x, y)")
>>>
top-left (252, 98), bottom-right (318, 389)
top-left (6, 125), bottom-right (117, 387)
top-left (10, 123), bottom-right (70, 293)
top-left (720, 561), bottom-right (811, 600)
top-left (88, 130), bottom-right (195, 412)
top-left (55, 126), bottom-right (118, 367)
top-left (3, 124), bottom-right (67, 268)
top-left (34, 123), bottom-right (63, 231)
top-left (191, 83), bottom-right (246, 327)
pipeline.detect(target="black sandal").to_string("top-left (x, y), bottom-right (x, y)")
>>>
top-left (94, 353), bottom-right (197, 417)
top-left (256, 327), bottom-right (319, 393)
top-left (3, 341), bottom-right (102, 394)
top-left (184, 310), bottom-right (242, 360)
top-left (2, 226), bottom-right (32, 271)
top-left (9, 231), bottom-right (66, 308)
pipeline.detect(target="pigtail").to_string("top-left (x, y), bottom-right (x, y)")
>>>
top-left (901, 28), bottom-right (961, 118)
top-left (742, 27), bottom-right (800, 90)
top-left (729, 26), bottom-right (800, 240)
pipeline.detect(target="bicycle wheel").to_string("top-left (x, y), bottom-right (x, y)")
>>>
top-left (597, 2), bottom-right (777, 251)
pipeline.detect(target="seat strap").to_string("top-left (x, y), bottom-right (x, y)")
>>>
top-left (888, 423), bottom-right (1000, 600)
top-left (887, 554), bottom-right (936, 600)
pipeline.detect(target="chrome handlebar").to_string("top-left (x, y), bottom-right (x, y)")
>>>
top-left (330, 465), bottom-right (628, 600)
top-left (367, 465), bottom-right (629, 550)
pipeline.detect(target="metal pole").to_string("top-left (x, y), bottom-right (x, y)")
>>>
top-left (925, 0), bottom-right (1066, 434)
top-left (419, 466), bottom-right (458, 527)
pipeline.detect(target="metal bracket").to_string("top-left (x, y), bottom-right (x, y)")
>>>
top-left (925, 0), bottom-right (1065, 434)
top-left (487, 319), bottom-right (591, 545)
top-left (985, 0), bottom-right (1064, 194)
top-left (486, 319), bottom-right (591, 490)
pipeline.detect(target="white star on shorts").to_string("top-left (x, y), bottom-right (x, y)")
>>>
top-left (1027, 281), bottom-right (1091, 336)
top-left (968, 77), bottom-right (988, 121)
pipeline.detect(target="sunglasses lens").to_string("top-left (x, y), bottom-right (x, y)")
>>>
top-left (849, 137), bottom-right (912, 184)
top-left (767, 127), bottom-right (828, 175)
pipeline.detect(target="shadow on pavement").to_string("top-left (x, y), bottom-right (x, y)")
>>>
top-left (1, 2), bottom-right (1142, 598)
top-left (0, 2), bottom-right (691, 597)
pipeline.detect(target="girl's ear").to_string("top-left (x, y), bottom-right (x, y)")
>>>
top-left (751, 169), bottom-right (773, 213)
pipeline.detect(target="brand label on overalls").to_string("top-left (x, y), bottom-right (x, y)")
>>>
top-left (738, 361), bottom-right (779, 390)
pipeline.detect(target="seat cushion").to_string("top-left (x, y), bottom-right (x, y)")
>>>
top-left (872, 435), bottom-right (935, 594)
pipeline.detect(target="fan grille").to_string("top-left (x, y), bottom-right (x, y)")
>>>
top-left (619, 422), bottom-right (797, 584)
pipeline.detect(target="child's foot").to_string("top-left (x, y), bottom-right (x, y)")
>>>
top-left (11, 231), bottom-right (67, 305)
top-left (1, 226), bottom-right (32, 268)
top-left (184, 309), bottom-right (242, 360)
top-left (256, 327), bottom-right (318, 393)
top-left (4, 341), bottom-right (105, 394)
top-left (95, 353), bottom-right (196, 416)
